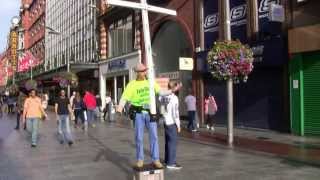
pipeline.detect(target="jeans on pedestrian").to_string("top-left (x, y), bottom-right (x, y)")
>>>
top-left (58, 115), bottom-right (73, 143)
top-left (74, 109), bottom-right (84, 125)
top-left (135, 112), bottom-right (160, 162)
top-left (164, 124), bottom-right (178, 165)
top-left (26, 118), bottom-right (40, 145)
top-left (86, 109), bottom-right (95, 125)
top-left (187, 111), bottom-right (196, 131)
top-left (16, 112), bottom-right (21, 129)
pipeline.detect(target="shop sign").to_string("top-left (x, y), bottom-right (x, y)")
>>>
top-left (204, 0), bottom-right (280, 48)
top-left (108, 59), bottom-right (127, 71)
top-left (10, 31), bottom-right (18, 70)
top-left (158, 71), bottom-right (179, 80)
top-left (268, 4), bottom-right (285, 22)
top-left (179, 57), bottom-right (194, 71)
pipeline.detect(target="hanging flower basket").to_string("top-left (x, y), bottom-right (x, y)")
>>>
top-left (207, 40), bottom-right (254, 83)
top-left (25, 80), bottom-right (38, 91)
top-left (54, 72), bottom-right (79, 88)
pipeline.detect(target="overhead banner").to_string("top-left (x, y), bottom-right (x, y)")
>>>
top-left (204, 0), bottom-right (280, 49)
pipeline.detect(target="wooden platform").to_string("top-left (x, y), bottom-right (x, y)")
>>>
top-left (133, 164), bottom-right (164, 180)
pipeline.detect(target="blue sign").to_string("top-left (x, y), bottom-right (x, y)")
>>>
top-left (204, 0), bottom-right (280, 49)
top-left (108, 59), bottom-right (127, 71)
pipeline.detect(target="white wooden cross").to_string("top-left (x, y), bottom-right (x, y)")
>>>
top-left (107, 0), bottom-right (177, 115)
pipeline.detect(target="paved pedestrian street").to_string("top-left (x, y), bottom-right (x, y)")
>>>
top-left (0, 113), bottom-right (320, 180)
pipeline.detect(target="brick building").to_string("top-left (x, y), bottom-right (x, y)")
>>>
top-left (20, 0), bottom-right (46, 69)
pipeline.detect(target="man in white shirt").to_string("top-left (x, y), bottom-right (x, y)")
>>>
top-left (184, 89), bottom-right (197, 132)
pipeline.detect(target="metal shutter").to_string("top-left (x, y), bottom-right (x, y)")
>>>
top-left (303, 52), bottom-right (320, 136)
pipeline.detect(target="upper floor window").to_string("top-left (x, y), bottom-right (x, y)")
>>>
top-left (108, 15), bottom-right (133, 58)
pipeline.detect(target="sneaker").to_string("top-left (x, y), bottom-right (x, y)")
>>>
top-left (191, 129), bottom-right (197, 132)
top-left (31, 144), bottom-right (37, 148)
top-left (135, 160), bottom-right (144, 168)
top-left (166, 164), bottom-right (182, 170)
top-left (210, 126), bottom-right (215, 131)
top-left (206, 125), bottom-right (210, 129)
top-left (153, 160), bottom-right (163, 169)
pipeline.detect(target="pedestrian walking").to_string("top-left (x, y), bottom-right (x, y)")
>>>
top-left (204, 93), bottom-right (218, 131)
top-left (83, 90), bottom-right (97, 128)
top-left (69, 91), bottom-right (76, 122)
top-left (15, 91), bottom-right (27, 130)
top-left (159, 82), bottom-right (182, 170)
top-left (185, 89), bottom-right (197, 132)
top-left (95, 93), bottom-right (102, 119)
top-left (7, 94), bottom-right (15, 114)
top-left (103, 92), bottom-right (112, 121)
top-left (72, 92), bottom-right (85, 128)
top-left (41, 91), bottom-right (49, 110)
top-left (22, 89), bottom-right (47, 147)
top-left (55, 89), bottom-right (74, 146)
top-left (0, 94), bottom-right (3, 118)
top-left (117, 63), bottom-right (164, 169)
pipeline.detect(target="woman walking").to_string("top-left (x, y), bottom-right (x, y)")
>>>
top-left (22, 89), bottom-right (47, 147)
top-left (204, 93), bottom-right (218, 131)
top-left (72, 92), bottom-right (85, 128)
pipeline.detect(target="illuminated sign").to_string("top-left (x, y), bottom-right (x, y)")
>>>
top-left (10, 31), bottom-right (18, 71)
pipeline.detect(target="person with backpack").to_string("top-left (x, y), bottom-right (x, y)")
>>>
top-left (204, 93), bottom-right (218, 131)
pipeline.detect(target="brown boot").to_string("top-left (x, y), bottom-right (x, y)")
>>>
top-left (135, 160), bottom-right (144, 168)
top-left (153, 160), bottom-right (163, 169)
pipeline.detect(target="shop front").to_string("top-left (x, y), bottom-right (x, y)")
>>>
top-left (99, 51), bottom-right (141, 109)
top-left (198, 0), bottom-right (289, 132)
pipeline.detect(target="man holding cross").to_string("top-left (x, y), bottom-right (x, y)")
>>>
top-left (117, 63), bottom-right (163, 168)
top-left (108, 0), bottom-right (177, 169)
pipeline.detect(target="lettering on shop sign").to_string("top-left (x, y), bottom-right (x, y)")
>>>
top-left (158, 71), bottom-right (179, 80)
top-left (204, 0), bottom-right (280, 33)
top-left (108, 59), bottom-right (127, 71)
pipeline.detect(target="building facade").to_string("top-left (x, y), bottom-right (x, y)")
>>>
top-left (45, 0), bottom-right (97, 70)
top-left (44, 0), bottom-right (99, 98)
top-left (197, 0), bottom-right (290, 132)
top-left (20, 0), bottom-right (46, 73)
top-left (288, 0), bottom-right (320, 136)
top-left (97, 0), bottom-right (197, 114)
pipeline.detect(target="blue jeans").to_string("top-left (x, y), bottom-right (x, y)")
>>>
top-left (135, 113), bottom-right (160, 162)
top-left (86, 109), bottom-right (95, 125)
top-left (164, 124), bottom-right (178, 165)
top-left (58, 115), bottom-right (73, 143)
top-left (26, 118), bottom-right (40, 145)
top-left (187, 111), bottom-right (196, 131)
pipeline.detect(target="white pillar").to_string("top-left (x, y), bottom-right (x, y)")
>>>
top-left (114, 76), bottom-right (117, 104)
top-left (123, 75), bottom-right (126, 90)
top-left (100, 71), bottom-right (107, 110)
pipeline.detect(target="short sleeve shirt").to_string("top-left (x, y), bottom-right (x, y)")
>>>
top-left (56, 97), bottom-right (70, 115)
top-left (121, 80), bottom-right (160, 107)
top-left (185, 95), bottom-right (196, 111)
